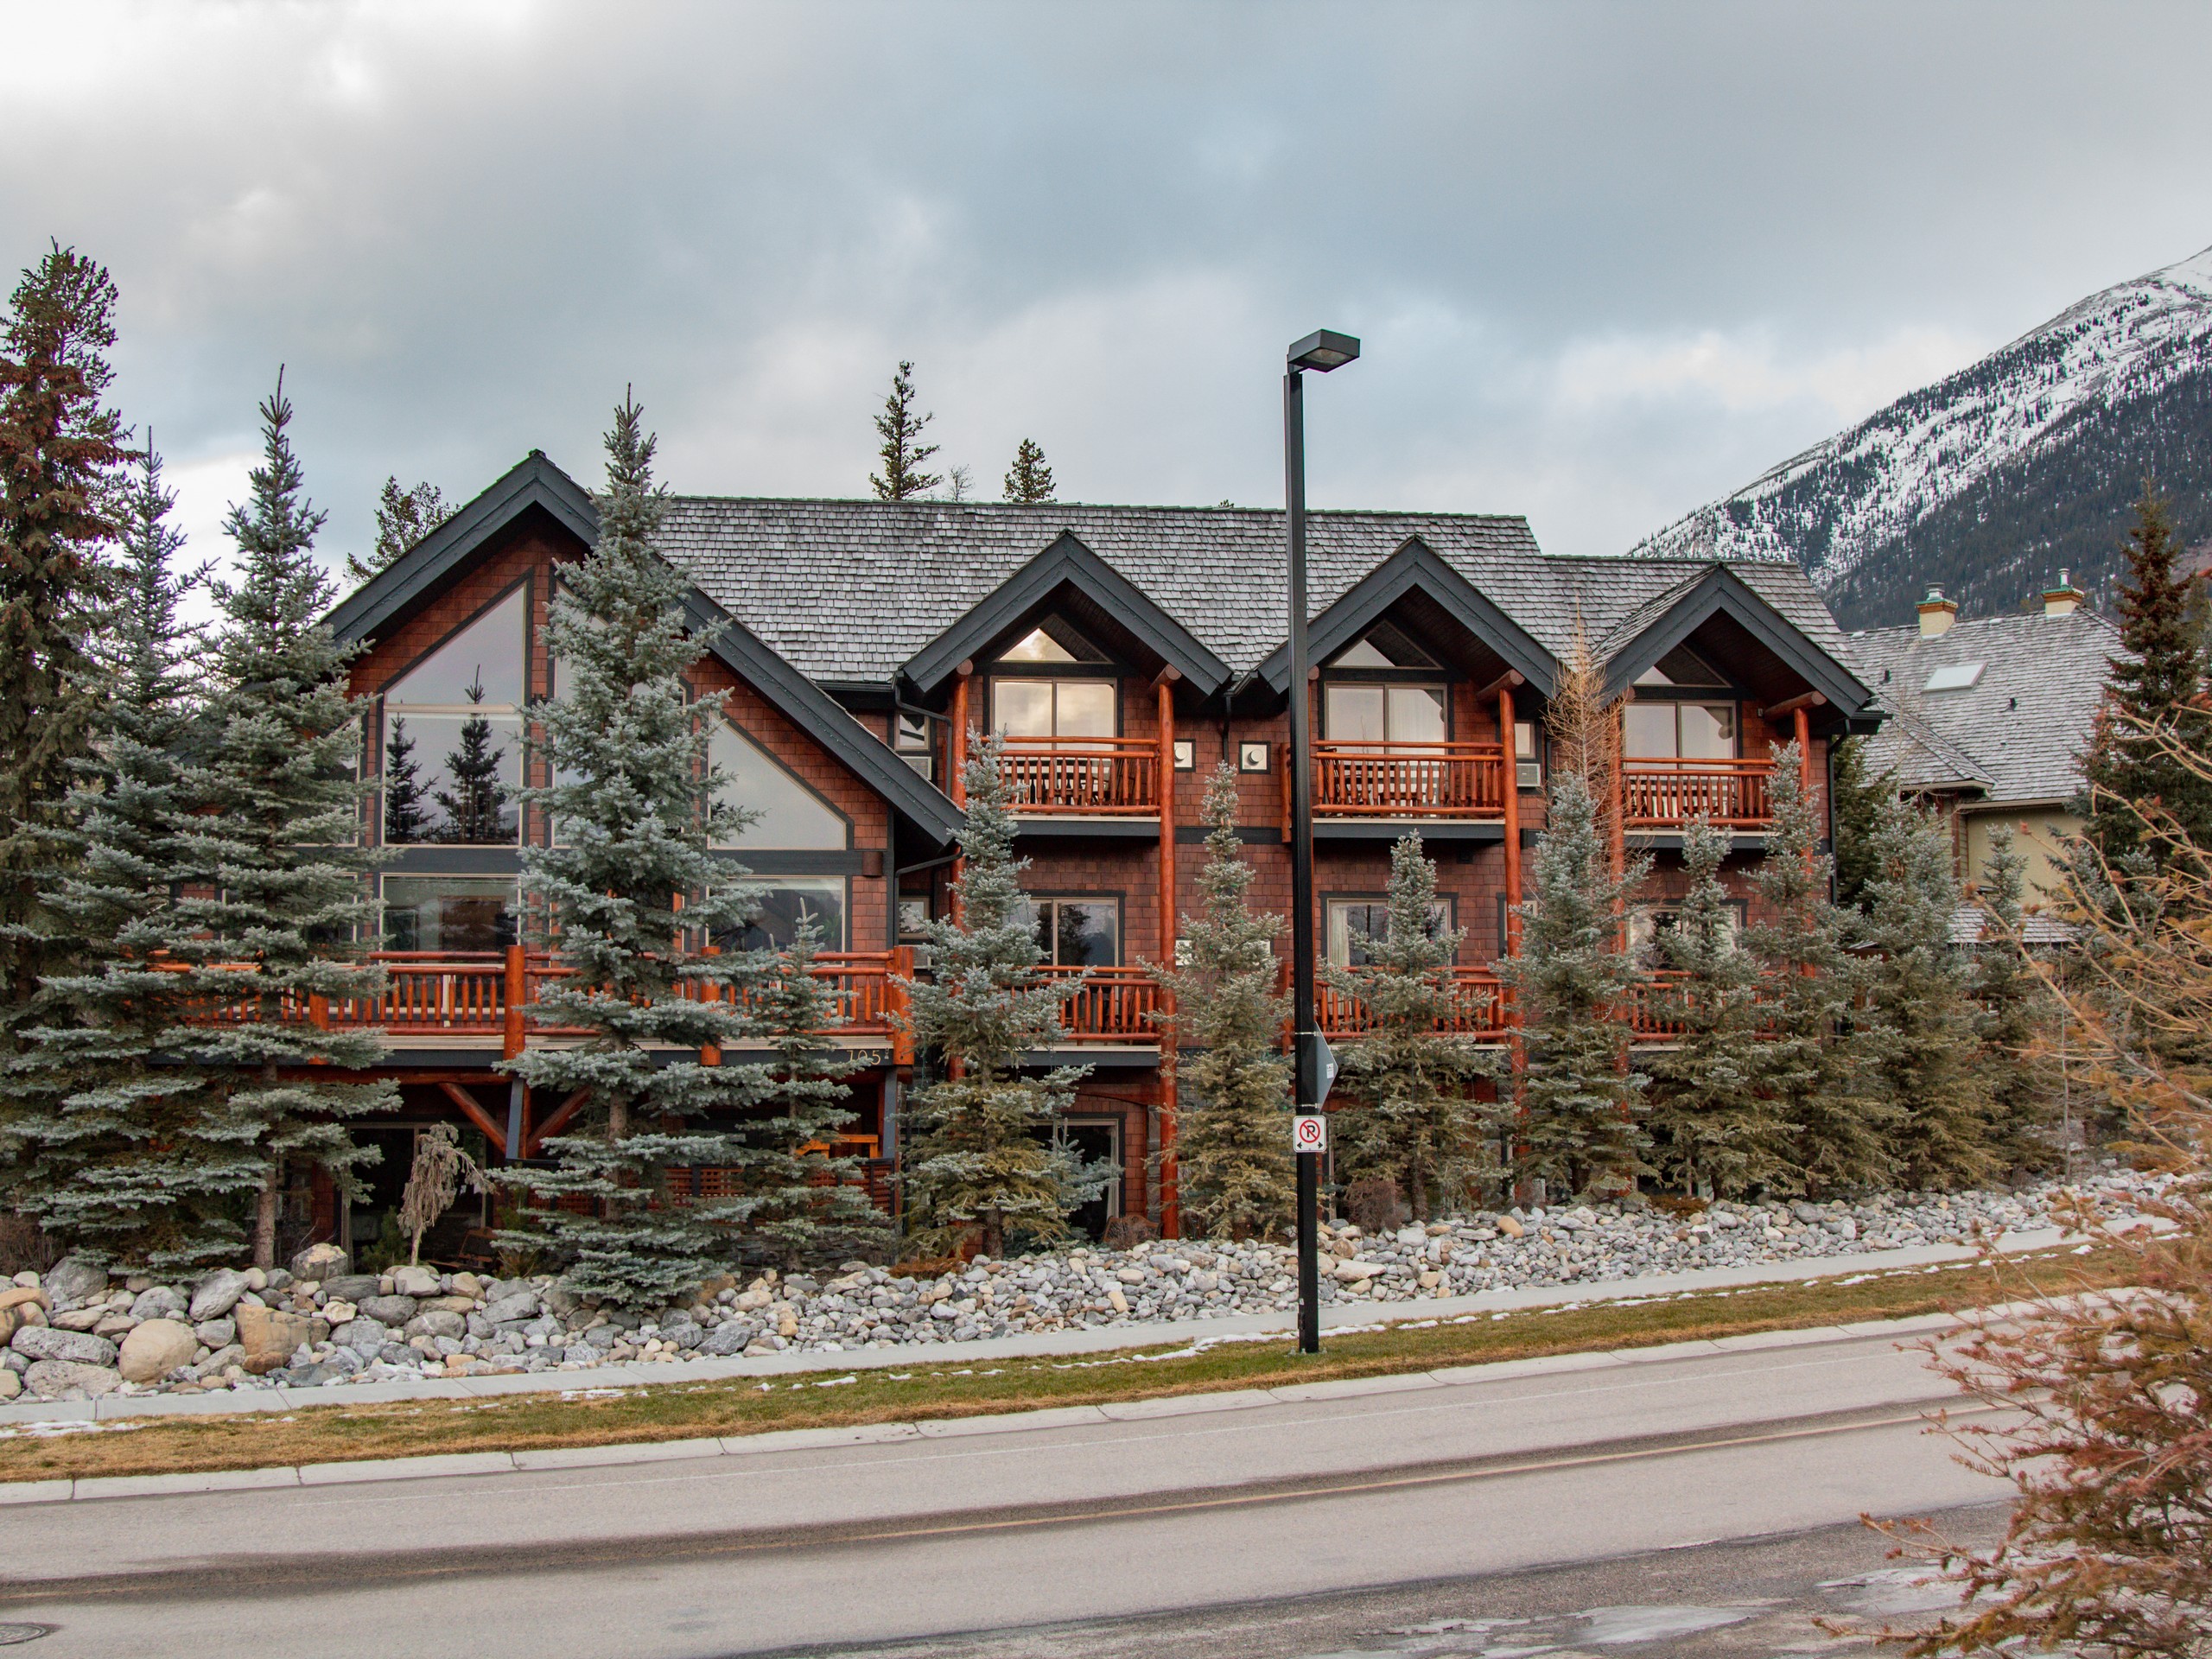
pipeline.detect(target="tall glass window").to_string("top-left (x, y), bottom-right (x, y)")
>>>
top-left (382, 586), bottom-right (525, 846)
top-left (707, 719), bottom-right (847, 849)
top-left (1015, 897), bottom-right (1120, 967)
top-left (1624, 702), bottom-right (1738, 760)
top-left (380, 876), bottom-right (518, 953)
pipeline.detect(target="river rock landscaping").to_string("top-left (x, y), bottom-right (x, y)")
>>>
top-left (0, 1169), bottom-right (2157, 1403)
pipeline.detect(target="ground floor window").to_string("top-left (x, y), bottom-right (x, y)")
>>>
top-left (1327, 894), bottom-right (1453, 966)
top-left (730, 877), bottom-right (849, 951)
top-left (381, 875), bottom-right (518, 953)
top-left (1017, 896), bottom-right (1120, 966)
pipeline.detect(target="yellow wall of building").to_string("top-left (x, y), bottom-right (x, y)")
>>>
top-left (1961, 807), bottom-right (2081, 905)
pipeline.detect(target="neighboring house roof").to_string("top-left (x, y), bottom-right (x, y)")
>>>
top-left (1848, 610), bottom-right (2122, 807)
top-left (1949, 902), bottom-right (2077, 947)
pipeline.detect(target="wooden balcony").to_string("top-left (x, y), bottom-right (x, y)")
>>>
top-left (997, 737), bottom-right (1159, 815)
top-left (1318, 967), bottom-right (1509, 1042)
top-left (1620, 758), bottom-right (1776, 829)
top-left (1310, 741), bottom-right (1507, 819)
top-left (1039, 965), bottom-right (1163, 1044)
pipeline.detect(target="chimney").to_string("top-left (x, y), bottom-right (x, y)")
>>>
top-left (1916, 585), bottom-right (1958, 639)
top-left (2043, 569), bottom-right (2084, 618)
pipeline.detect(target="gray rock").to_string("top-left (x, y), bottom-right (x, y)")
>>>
top-left (542, 1284), bottom-right (583, 1320)
top-left (192, 1344), bottom-right (245, 1377)
top-left (333, 1317), bottom-right (390, 1357)
top-left (562, 1343), bottom-right (599, 1364)
top-left (290, 1243), bottom-right (350, 1283)
top-left (583, 1323), bottom-right (622, 1348)
top-left (11, 1324), bottom-right (118, 1367)
top-left (482, 1292), bottom-right (538, 1325)
top-left (356, 1294), bottom-right (419, 1325)
top-left (321, 1274), bottom-right (383, 1305)
top-left (403, 1309), bottom-right (466, 1341)
top-left (188, 1268), bottom-right (251, 1322)
top-left (659, 1319), bottom-right (703, 1351)
top-left (194, 1317), bottom-right (236, 1350)
top-left (130, 1286), bottom-right (187, 1322)
top-left (698, 1321), bottom-right (756, 1357)
top-left (23, 1357), bottom-right (121, 1399)
top-left (390, 1264), bottom-right (441, 1297)
top-left (41, 1255), bottom-right (109, 1308)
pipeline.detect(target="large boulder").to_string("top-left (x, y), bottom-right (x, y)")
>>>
top-left (188, 1268), bottom-right (251, 1323)
top-left (194, 1317), bottom-right (236, 1351)
top-left (130, 1286), bottom-right (188, 1322)
top-left (698, 1320), bottom-right (756, 1357)
top-left (403, 1309), bottom-right (465, 1341)
top-left (482, 1292), bottom-right (538, 1326)
top-left (390, 1264), bottom-right (441, 1297)
top-left (289, 1243), bottom-right (350, 1284)
top-left (12, 1324), bottom-right (118, 1367)
top-left (331, 1316), bottom-right (390, 1357)
top-left (235, 1303), bottom-right (314, 1375)
top-left (321, 1274), bottom-right (382, 1305)
top-left (118, 1319), bottom-right (199, 1383)
top-left (42, 1257), bottom-right (108, 1308)
top-left (356, 1295), bottom-right (420, 1325)
top-left (24, 1358), bottom-right (120, 1400)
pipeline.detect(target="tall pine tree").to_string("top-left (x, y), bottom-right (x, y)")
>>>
top-left (168, 374), bottom-right (397, 1267)
top-left (433, 680), bottom-right (509, 843)
top-left (1829, 734), bottom-right (1893, 915)
top-left (1154, 765), bottom-right (1293, 1241)
top-left (899, 733), bottom-right (1094, 1258)
top-left (0, 245), bottom-right (127, 1038)
top-left (498, 393), bottom-right (772, 1310)
top-left (1855, 791), bottom-right (1997, 1191)
top-left (1324, 834), bottom-right (1498, 1218)
top-left (3, 442), bottom-right (261, 1271)
top-left (1002, 439), bottom-right (1055, 505)
top-left (1644, 816), bottom-right (1786, 1198)
top-left (1748, 741), bottom-right (1894, 1193)
top-left (346, 477), bottom-right (449, 584)
top-left (1974, 821), bottom-right (2056, 1173)
top-left (869, 360), bottom-right (941, 501)
top-left (2080, 481), bottom-right (2212, 868)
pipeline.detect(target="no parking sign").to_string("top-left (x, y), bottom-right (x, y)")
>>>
top-left (1291, 1113), bottom-right (1327, 1155)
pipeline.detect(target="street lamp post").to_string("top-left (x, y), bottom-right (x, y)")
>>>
top-left (1285, 327), bottom-right (1358, 1356)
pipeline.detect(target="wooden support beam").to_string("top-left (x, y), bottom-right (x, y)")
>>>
top-left (1472, 668), bottom-right (1526, 704)
top-left (527, 1088), bottom-right (592, 1155)
top-left (1498, 681), bottom-right (1523, 964)
top-left (950, 665), bottom-right (971, 926)
top-left (1156, 675), bottom-right (1179, 1242)
top-left (437, 1081), bottom-right (507, 1158)
top-left (1760, 690), bottom-right (1827, 721)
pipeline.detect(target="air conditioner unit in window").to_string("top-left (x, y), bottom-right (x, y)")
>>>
top-left (1516, 760), bottom-right (1543, 790)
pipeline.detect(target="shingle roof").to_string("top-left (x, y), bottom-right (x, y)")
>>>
top-left (1847, 609), bottom-right (2122, 805)
top-left (651, 497), bottom-right (1864, 690)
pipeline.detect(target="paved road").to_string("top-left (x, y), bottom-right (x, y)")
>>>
top-left (0, 1326), bottom-right (2006, 1657)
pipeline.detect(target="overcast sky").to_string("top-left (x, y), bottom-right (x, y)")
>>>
top-left (5, 2), bottom-right (2210, 583)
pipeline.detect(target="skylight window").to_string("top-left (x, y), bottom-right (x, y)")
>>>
top-left (1923, 662), bottom-right (1986, 692)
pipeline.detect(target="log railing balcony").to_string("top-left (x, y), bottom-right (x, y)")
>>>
top-left (1311, 741), bottom-right (1507, 819)
top-left (1620, 758), bottom-right (1776, 830)
top-left (1039, 965), bottom-right (1164, 1044)
top-left (1317, 967), bottom-right (1509, 1042)
top-left (996, 737), bottom-right (1160, 815)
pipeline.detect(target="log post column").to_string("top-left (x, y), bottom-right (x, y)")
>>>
top-left (1155, 671), bottom-right (1180, 1239)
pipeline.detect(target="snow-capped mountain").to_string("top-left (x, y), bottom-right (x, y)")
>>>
top-left (1631, 245), bottom-right (2212, 631)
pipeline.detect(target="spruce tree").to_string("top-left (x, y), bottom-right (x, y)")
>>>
top-left (868, 360), bottom-right (941, 501)
top-left (1974, 821), bottom-right (2056, 1173)
top-left (1497, 769), bottom-right (1649, 1198)
top-left (433, 680), bottom-right (509, 843)
top-left (1002, 439), bottom-right (1055, 505)
top-left (1325, 834), bottom-right (1499, 1218)
top-left (497, 393), bottom-right (772, 1310)
top-left (0, 245), bottom-right (128, 1036)
top-left (2080, 481), bottom-right (2212, 867)
top-left (722, 916), bottom-right (887, 1269)
top-left (1856, 791), bottom-right (1997, 1191)
top-left (346, 477), bottom-right (449, 584)
top-left (382, 717), bottom-right (429, 844)
top-left (1644, 816), bottom-right (1787, 1198)
top-left (1154, 765), bottom-right (1294, 1241)
top-left (3, 443), bottom-right (262, 1271)
top-left (1748, 741), bottom-right (1894, 1193)
top-left (167, 375), bottom-right (397, 1267)
top-left (1829, 734), bottom-right (1893, 914)
top-left (899, 733), bottom-right (1093, 1258)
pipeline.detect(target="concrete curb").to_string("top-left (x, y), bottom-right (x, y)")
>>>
top-left (4, 1307), bottom-right (1984, 1503)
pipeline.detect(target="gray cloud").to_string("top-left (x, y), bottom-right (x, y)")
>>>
top-left (4, 0), bottom-right (2209, 577)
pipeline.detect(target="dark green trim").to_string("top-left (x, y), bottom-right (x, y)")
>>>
top-left (1600, 567), bottom-right (1875, 714)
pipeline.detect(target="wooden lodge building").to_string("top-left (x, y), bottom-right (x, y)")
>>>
top-left (315, 451), bottom-right (1883, 1253)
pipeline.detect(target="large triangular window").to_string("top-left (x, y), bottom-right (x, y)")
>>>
top-left (996, 618), bottom-right (1109, 664)
top-left (709, 719), bottom-right (848, 850)
top-left (382, 585), bottom-right (526, 846)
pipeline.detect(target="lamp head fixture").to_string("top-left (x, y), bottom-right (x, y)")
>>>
top-left (1287, 329), bottom-right (1360, 372)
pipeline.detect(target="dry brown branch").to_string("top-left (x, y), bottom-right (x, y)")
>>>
top-left (1545, 620), bottom-right (1623, 841)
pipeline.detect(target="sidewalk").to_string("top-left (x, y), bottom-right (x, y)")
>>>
top-left (0, 1226), bottom-right (2070, 1431)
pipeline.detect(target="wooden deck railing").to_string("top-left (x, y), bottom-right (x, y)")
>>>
top-left (1318, 967), bottom-right (1509, 1040)
top-left (1311, 741), bottom-right (1507, 818)
top-left (1039, 966), bottom-right (1164, 1042)
top-left (1621, 759), bottom-right (1776, 828)
top-left (996, 737), bottom-right (1160, 814)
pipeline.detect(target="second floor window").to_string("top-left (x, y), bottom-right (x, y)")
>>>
top-left (992, 623), bottom-right (1116, 743)
top-left (1624, 701), bottom-right (1738, 761)
top-left (1323, 683), bottom-right (1446, 747)
top-left (1327, 895), bottom-right (1453, 966)
top-left (1017, 896), bottom-right (1120, 967)
top-left (382, 585), bottom-right (525, 846)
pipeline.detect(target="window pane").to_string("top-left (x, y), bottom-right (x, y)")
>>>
top-left (1011, 898), bottom-right (1048, 960)
top-left (1056, 900), bottom-right (1119, 967)
top-left (381, 877), bottom-right (517, 953)
top-left (1054, 680), bottom-right (1116, 739)
top-left (388, 714), bottom-right (521, 845)
top-left (734, 880), bottom-right (847, 951)
top-left (387, 586), bottom-right (527, 707)
top-left (993, 679), bottom-right (1055, 738)
top-left (1387, 685), bottom-right (1447, 743)
top-left (1679, 703), bottom-right (1738, 759)
top-left (1324, 684), bottom-right (1388, 745)
top-left (999, 627), bottom-right (1078, 664)
top-left (1624, 702), bottom-right (1679, 759)
top-left (1327, 900), bottom-right (1389, 967)
top-left (709, 721), bottom-right (847, 849)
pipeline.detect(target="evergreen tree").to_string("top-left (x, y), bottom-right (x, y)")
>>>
top-left (382, 717), bottom-right (429, 844)
top-left (1645, 816), bottom-right (1788, 1198)
top-left (1856, 791), bottom-right (1997, 1191)
top-left (1748, 741), bottom-right (1894, 1193)
top-left (1829, 734), bottom-right (1892, 914)
top-left (3, 443), bottom-right (262, 1271)
top-left (2080, 480), bottom-right (2212, 867)
top-left (1497, 769), bottom-right (1649, 1198)
top-left (1324, 833), bottom-right (1499, 1218)
top-left (722, 916), bottom-right (886, 1269)
top-left (868, 360), bottom-right (941, 501)
top-left (432, 680), bottom-right (509, 843)
top-left (1002, 439), bottom-right (1055, 505)
top-left (497, 393), bottom-right (772, 1310)
top-left (346, 476), bottom-right (450, 583)
top-left (899, 733), bottom-right (1093, 1258)
top-left (1974, 821), bottom-right (2057, 1173)
top-left (0, 245), bottom-right (128, 1035)
top-left (167, 375), bottom-right (397, 1267)
top-left (1154, 765), bottom-right (1294, 1241)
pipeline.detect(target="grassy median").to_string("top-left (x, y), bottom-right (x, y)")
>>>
top-left (0, 1246), bottom-right (2131, 1485)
